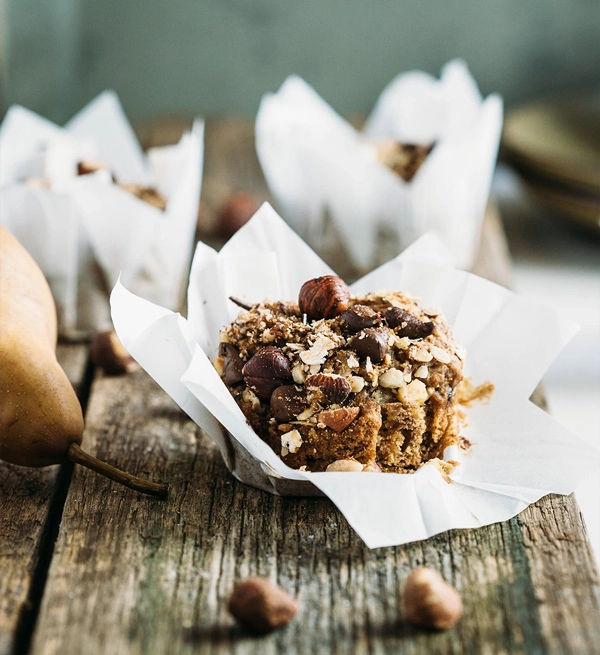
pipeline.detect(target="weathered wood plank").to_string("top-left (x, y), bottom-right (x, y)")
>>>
top-left (518, 495), bottom-right (600, 655)
top-left (0, 462), bottom-right (58, 655)
top-left (0, 344), bottom-right (89, 655)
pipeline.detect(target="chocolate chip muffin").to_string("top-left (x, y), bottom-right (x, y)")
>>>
top-left (216, 275), bottom-right (465, 473)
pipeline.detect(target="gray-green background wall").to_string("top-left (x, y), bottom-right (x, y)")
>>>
top-left (2, 1), bottom-right (599, 124)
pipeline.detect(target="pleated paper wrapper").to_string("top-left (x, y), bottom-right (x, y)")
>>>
top-left (111, 204), bottom-right (599, 549)
top-left (255, 59), bottom-right (502, 274)
top-left (0, 91), bottom-right (203, 338)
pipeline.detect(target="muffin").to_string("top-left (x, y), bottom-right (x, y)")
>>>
top-left (216, 275), bottom-right (466, 473)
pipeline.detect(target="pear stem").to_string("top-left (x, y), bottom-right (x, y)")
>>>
top-left (67, 443), bottom-right (168, 499)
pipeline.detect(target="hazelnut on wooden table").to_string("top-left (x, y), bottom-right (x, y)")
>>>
top-left (227, 576), bottom-right (300, 634)
top-left (90, 328), bottom-right (139, 375)
top-left (402, 567), bottom-right (463, 629)
top-left (216, 190), bottom-right (260, 239)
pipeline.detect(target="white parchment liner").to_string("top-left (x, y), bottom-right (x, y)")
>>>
top-left (111, 203), bottom-right (599, 549)
top-left (255, 59), bottom-right (502, 272)
top-left (0, 91), bottom-right (203, 337)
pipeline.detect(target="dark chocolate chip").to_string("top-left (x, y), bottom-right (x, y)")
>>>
top-left (242, 346), bottom-right (292, 401)
top-left (219, 342), bottom-right (244, 385)
top-left (270, 385), bottom-right (307, 422)
top-left (385, 307), bottom-right (434, 339)
top-left (348, 328), bottom-right (389, 363)
top-left (340, 305), bottom-right (381, 332)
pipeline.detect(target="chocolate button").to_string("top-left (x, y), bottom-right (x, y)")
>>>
top-left (270, 385), bottom-right (307, 422)
top-left (219, 342), bottom-right (244, 385)
top-left (348, 328), bottom-right (389, 363)
top-left (385, 307), bottom-right (434, 339)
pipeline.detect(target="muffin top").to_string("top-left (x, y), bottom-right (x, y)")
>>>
top-left (216, 276), bottom-right (465, 473)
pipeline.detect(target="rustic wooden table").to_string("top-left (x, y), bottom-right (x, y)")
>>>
top-left (1, 120), bottom-right (599, 655)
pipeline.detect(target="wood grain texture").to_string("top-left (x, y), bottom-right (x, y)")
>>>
top-left (0, 462), bottom-right (58, 655)
top-left (0, 344), bottom-right (89, 655)
top-left (518, 495), bottom-right (600, 655)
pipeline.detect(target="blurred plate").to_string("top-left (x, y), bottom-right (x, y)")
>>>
top-left (524, 179), bottom-right (600, 233)
top-left (502, 93), bottom-right (600, 193)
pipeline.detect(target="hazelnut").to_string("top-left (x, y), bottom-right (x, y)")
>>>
top-left (325, 458), bottom-right (363, 472)
top-left (385, 307), bottom-right (434, 339)
top-left (227, 576), bottom-right (300, 634)
top-left (298, 275), bottom-right (350, 321)
top-left (305, 373), bottom-right (351, 405)
top-left (90, 328), bottom-right (139, 375)
top-left (242, 346), bottom-right (292, 401)
top-left (217, 191), bottom-right (260, 240)
top-left (403, 567), bottom-right (463, 630)
top-left (317, 406), bottom-right (360, 432)
top-left (362, 461), bottom-right (382, 472)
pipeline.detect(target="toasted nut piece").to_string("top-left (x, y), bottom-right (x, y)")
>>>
top-left (299, 334), bottom-right (337, 366)
top-left (317, 406), bottom-right (360, 432)
top-left (90, 329), bottom-right (139, 375)
top-left (403, 567), bottom-right (463, 630)
top-left (296, 407), bottom-right (315, 421)
top-left (414, 365), bottom-right (429, 379)
top-left (242, 388), bottom-right (261, 411)
top-left (291, 363), bottom-right (306, 384)
top-left (378, 368), bottom-right (405, 389)
top-left (326, 458), bottom-right (363, 472)
top-left (411, 346), bottom-right (433, 363)
top-left (362, 461), bottom-right (382, 472)
top-left (305, 373), bottom-right (351, 405)
top-left (280, 429), bottom-right (303, 455)
top-left (430, 344), bottom-right (452, 364)
top-left (397, 379), bottom-right (428, 404)
top-left (227, 577), bottom-right (300, 634)
top-left (298, 275), bottom-right (350, 320)
top-left (349, 375), bottom-right (365, 393)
